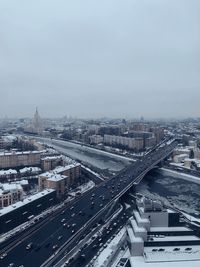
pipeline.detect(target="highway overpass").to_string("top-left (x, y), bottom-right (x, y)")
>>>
top-left (0, 139), bottom-right (177, 267)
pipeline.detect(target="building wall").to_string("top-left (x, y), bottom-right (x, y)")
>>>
top-left (0, 151), bottom-right (41, 169)
top-left (0, 189), bottom-right (23, 208)
top-left (0, 139), bottom-right (12, 149)
top-left (89, 135), bottom-right (103, 144)
top-left (46, 178), bottom-right (66, 198)
top-left (38, 175), bottom-right (47, 191)
top-left (57, 164), bottom-right (81, 185)
top-left (104, 134), bottom-right (144, 151)
top-left (140, 210), bottom-right (169, 227)
top-left (41, 157), bottom-right (63, 171)
top-left (194, 148), bottom-right (200, 159)
top-left (38, 164), bottom-right (81, 195)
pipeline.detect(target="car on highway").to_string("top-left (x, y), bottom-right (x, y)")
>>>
top-left (52, 244), bottom-right (58, 250)
top-left (58, 235), bottom-right (63, 240)
top-left (26, 242), bottom-right (33, 250)
top-left (0, 252), bottom-right (7, 259)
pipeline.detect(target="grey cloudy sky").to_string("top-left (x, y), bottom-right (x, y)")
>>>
top-left (0, 0), bottom-right (200, 119)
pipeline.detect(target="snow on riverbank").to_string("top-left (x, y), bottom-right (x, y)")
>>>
top-left (161, 168), bottom-right (200, 185)
top-left (81, 165), bottom-right (104, 181)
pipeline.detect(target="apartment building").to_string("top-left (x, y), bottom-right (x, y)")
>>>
top-left (38, 163), bottom-right (81, 197)
top-left (104, 134), bottom-right (144, 151)
top-left (0, 151), bottom-right (41, 169)
top-left (0, 183), bottom-right (23, 208)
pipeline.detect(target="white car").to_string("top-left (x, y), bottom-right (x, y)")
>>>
top-left (0, 252), bottom-right (7, 259)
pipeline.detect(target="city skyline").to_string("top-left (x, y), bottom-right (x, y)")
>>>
top-left (0, 0), bottom-right (199, 118)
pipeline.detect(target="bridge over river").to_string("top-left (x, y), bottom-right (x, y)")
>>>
top-left (0, 139), bottom-right (177, 267)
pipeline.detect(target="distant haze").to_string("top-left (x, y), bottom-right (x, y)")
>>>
top-left (0, 0), bottom-right (199, 119)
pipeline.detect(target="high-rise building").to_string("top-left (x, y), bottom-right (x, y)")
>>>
top-left (24, 108), bottom-right (43, 134)
top-left (33, 107), bottom-right (43, 134)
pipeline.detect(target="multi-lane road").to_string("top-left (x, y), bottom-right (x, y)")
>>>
top-left (0, 139), bottom-right (177, 267)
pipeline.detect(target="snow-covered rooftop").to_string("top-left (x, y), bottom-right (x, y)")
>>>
top-left (54, 163), bottom-right (81, 173)
top-left (0, 150), bottom-right (41, 156)
top-left (0, 169), bottom-right (17, 175)
top-left (41, 155), bottom-right (63, 161)
top-left (0, 183), bottom-right (23, 194)
top-left (40, 171), bottom-right (67, 181)
top-left (19, 167), bottom-right (41, 173)
top-left (47, 174), bottom-right (67, 182)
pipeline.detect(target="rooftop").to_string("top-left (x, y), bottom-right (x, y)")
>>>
top-left (47, 174), bottom-right (67, 182)
top-left (0, 183), bottom-right (23, 194)
top-left (0, 169), bottom-right (17, 175)
top-left (0, 150), bottom-right (41, 156)
top-left (54, 163), bottom-right (81, 173)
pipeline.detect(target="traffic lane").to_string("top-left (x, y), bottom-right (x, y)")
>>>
top-left (1, 190), bottom-right (113, 266)
top-left (1, 144), bottom-right (175, 266)
top-left (4, 174), bottom-right (152, 267)
top-left (1, 212), bottom-right (90, 267)
top-left (51, 207), bottom-right (113, 267)
top-left (69, 208), bottom-right (131, 267)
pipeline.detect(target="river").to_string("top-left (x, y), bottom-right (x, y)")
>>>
top-left (135, 168), bottom-right (200, 218)
top-left (37, 137), bottom-right (200, 217)
top-left (37, 138), bottom-right (132, 174)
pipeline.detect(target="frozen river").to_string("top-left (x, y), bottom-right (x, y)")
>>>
top-left (136, 168), bottom-right (200, 218)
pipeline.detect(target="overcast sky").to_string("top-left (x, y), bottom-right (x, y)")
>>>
top-left (0, 0), bottom-right (199, 119)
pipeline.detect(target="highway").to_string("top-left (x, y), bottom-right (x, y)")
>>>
top-left (0, 139), bottom-right (177, 267)
top-left (63, 204), bottom-right (131, 267)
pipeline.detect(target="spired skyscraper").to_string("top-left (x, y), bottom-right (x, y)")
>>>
top-left (33, 107), bottom-right (43, 134)
top-left (24, 108), bottom-right (43, 134)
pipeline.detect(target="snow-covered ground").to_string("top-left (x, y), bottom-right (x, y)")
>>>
top-left (136, 168), bottom-right (200, 217)
top-left (68, 180), bottom-right (95, 197)
top-left (161, 168), bottom-right (200, 185)
top-left (81, 165), bottom-right (104, 181)
top-left (91, 227), bottom-right (126, 267)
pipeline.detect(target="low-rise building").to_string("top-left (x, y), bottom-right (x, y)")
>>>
top-left (0, 135), bottom-right (16, 149)
top-left (0, 169), bottom-right (18, 181)
top-left (54, 163), bottom-right (81, 185)
top-left (19, 167), bottom-right (42, 176)
top-left (89, 135), bottom-right (104, 145)
top-left (46, 174), bottom-right (67, 198)
top-left (189, 140), bottom-right (198, 148)
top-left (173, 147), bottom-right (191, 157)
top-left (173, 153), bottom-right (189, 163)
top-left (41, 155), bottom-right (63, 171)
top-left (39, 172), bottom-right (68, 198)
top-left (0, 151), bottom-right (41, 169)
top-left (0, 183), bottom-right (23, 208)
top-left (193, 148), bottom-right (200, 160)
top-left (38, 163), bottom-right (81, 197)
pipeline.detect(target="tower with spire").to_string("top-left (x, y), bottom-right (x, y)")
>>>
top-left (32, 107), bottom-right (43, 134)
